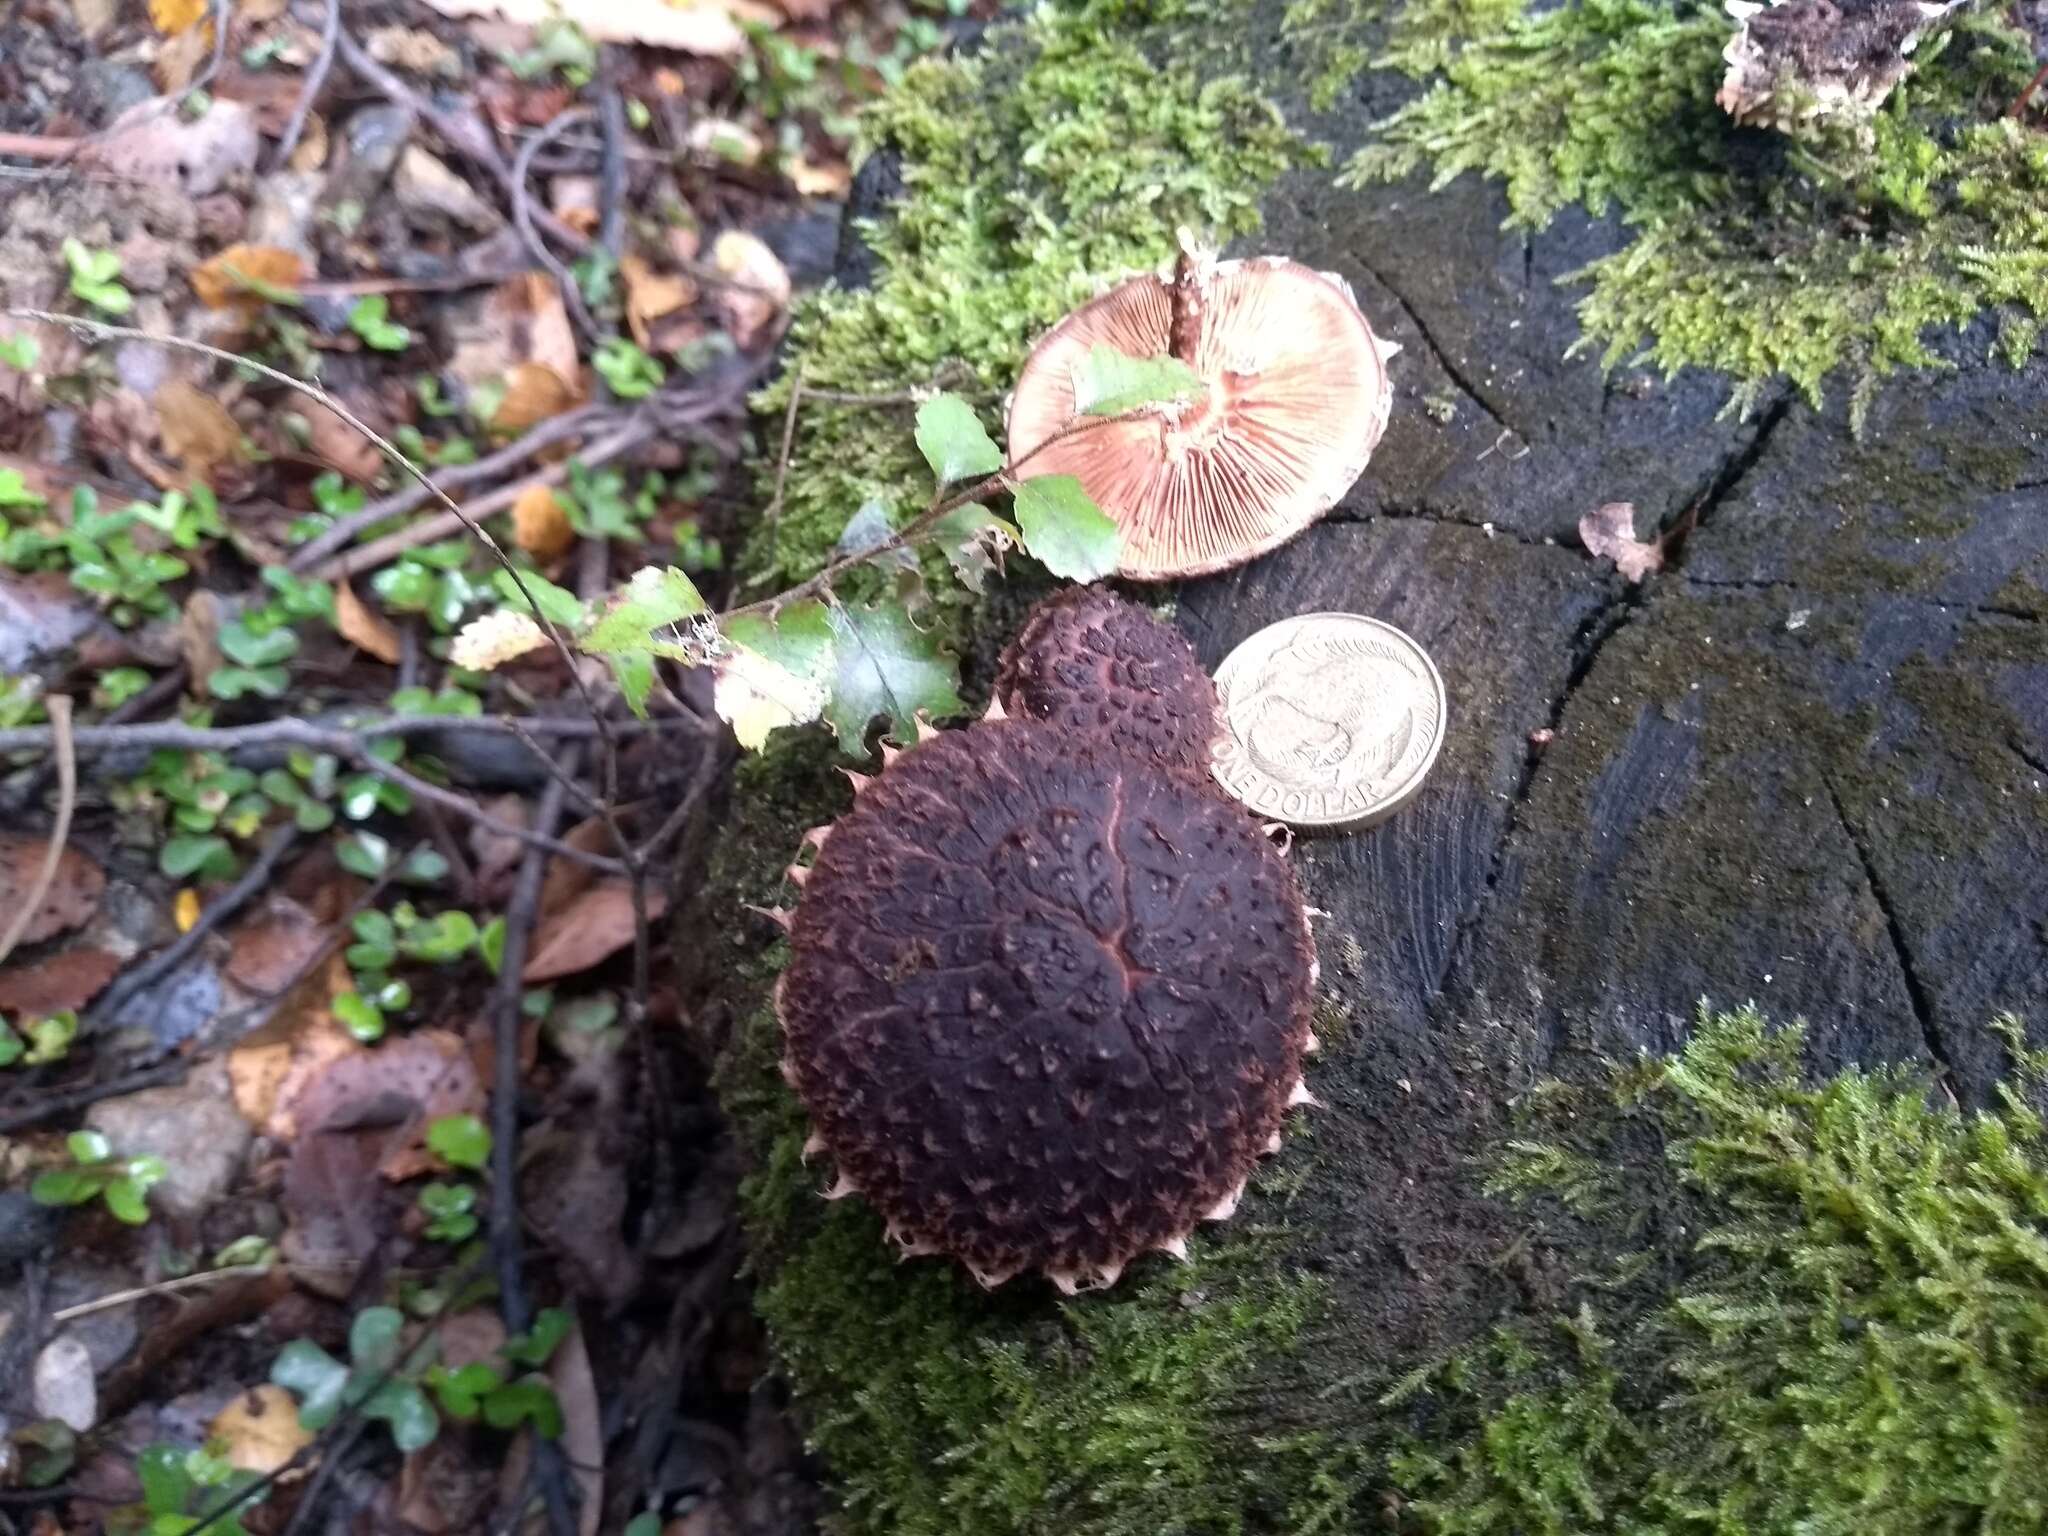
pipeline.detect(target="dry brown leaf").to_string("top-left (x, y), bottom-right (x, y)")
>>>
top-left (288, 111), bottom-right (328, 172)
top-left (149, 0), bottom-right (207, 30)
top-left (91, 97), bottom-right (259, 196)
top-left (512, 483), bottom-right (574, 562)
top-left (153, 17), bottom-right (214, 91)
top-left (0, 948), bottom-right (120, 1016)
top-left (241, 0), bottom-right (288, 18)
top-left (414, 0), bottom-right (776, 57)
top-left (280, 1124), bottom-right (390, 1288)
top-left (523, 881), bottom-right (667, 982)
top-left (179, 589), bottom-right (225, 695)
top-left (0, 835), bottom-right (104, 946)
top-left (283, 1027), bottom-right (484, 1178)
top-left (788, 156), bottom-right (852, 197)
top-left (191, 244), bottom-right (308, 310)
top-left (1579, 501), bottom-right (1665, 583)
top-left (493, 361), bottom-right (579, 434)
top-left (536, 814), bottom-right (623, 922)
top-left (156, 380), bottom-right (243, 481)
top-left (228, 956), bottom-right (358, 1136)
top-left (335, 582), bottom-right (403, 664)
top-left (365, 24), bottom-right (460, 77)
top-left (208, 1386), bottom-right (313, 1475)
top-left (449, 273), bottom-right (580, 398)
top-left (711, 230), bottom-right (791, 350)
top-left (71, 0), bottom-right (120, 39)
top-left (301, 396), bottom-right (384, 483)
top-left (223, 894), bottom-right (328, 994)
top-left (621, 254), bottom-right (695, 350)
top-left (550, 1322), bottom-right (605, 1536)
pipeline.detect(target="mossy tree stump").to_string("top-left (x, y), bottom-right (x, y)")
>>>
top-left (691, 3), bottom-right (2048, 1529)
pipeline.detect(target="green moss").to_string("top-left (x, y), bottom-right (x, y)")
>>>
top-left (1301, 0), bottom-right (2048, 417)
top-left (1390, 1005), bottom-right (2048, 1535)
top-left (743, 0), bottom-right (1313, 587)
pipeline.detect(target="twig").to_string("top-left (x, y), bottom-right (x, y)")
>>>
top-left (488, 763), bottom-right (581, 1536)
top-left (0, 695), bottom-right (74, 967)
top-left (512, 105), bottom-right (602, 346)
top-left (88, 820), bottom-right (301, 1029)
top-left (335, 29), bottom-right (591, 257)
top-left (272, 0), bottom-right (339, 171)
top-left (2, 664), bottom-right (184, 816)
top-left (1, 310), bottom-right (615, 776)
top-left (597, 49), bottom-right (628, 259)
top-left (0, 1061), bottom-right (187, 1134)
top-left (51, 1264), bottom-right (275, 1323)
top-left (0, 711), bottom-right (680, 757)
top-left (286, 404), bottom-right (611, 571)
top-left (759, 373), bottom-right (804, 570)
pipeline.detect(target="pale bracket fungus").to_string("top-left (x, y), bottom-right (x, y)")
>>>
top-left (1008, 239), bottom-right (1397, 581)
top-left (993, 588), bottom-right (1224, 777)
top-left (1717, 0), bottom-right (1970, 133)
top-left (771, 719), bottom-right (1320, 1293)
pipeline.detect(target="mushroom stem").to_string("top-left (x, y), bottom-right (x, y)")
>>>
top-left (1169, 231), bottom-right (1209, 366)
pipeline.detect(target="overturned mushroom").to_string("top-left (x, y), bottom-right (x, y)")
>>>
top-left (772, 719), bottom-right (1318, 1293)
top-left (993, 588), bottom-right (1222, 776)
top-left (1007, 242), bottom-right (1394, 581)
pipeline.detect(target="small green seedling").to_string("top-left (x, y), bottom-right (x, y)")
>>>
top-left (418, 1180), bottom-right (479, 1242)
top-left (593, 338), bottom-right (665, 399)
top-left (348, 294), bottom-right (413, 352)
top-left (63, 238), bottom-right (132, 315)
top-left (31, 1130), bottom-right (165, 1224)
top-left (130, 1442), bottom-right (263, 1536)
top-left (0, 1009), bottom-right (77, 1067)
top-left (427, 1113), bottom-right (491, 1170)
top-left (271, 1305), bottom-right (439, 1453)
top-left (423, 1306), bottom-right (570, 1434)
top-left (0, 333), bottom-right (37, 371)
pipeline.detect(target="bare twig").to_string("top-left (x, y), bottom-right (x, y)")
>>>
top-left (597, 48), bottom-right (629, 258)
top-left (272, 0), bottom-right (339, 171)
top-left (512, 105), bottom-right (602, 346)
top-left (88, 820), bottom-right (301, 1029)
top-left (757, 373), bottom-right (804, 573)
top-left (51, 1264), bottom-right (275, 1323)
top-left (0, 1062), bottom-right (187, 1134)
top-left (0, 712), bottom-right (679, 758)
top-left (286, 404), bottom-right (610, 571)
top-left (488, 764), bottom-right (581, 1536)
top-left (0, 695), bottom-right (74, 967)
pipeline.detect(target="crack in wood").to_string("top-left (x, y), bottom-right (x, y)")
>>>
top-left (1351, 255), bottom-right (1519, 436)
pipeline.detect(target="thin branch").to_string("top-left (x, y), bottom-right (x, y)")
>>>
top-left (0, 711), bottom-right (678, 758)
top-left (511, 105), bottom-right (601, 346)
top-left (0, 1062), bottom-right (187, 1134)
top-left (272, 0), bottom-right (339, 172)
top-left (597, 49), bottom-right (628, 258)
top-left (488, 763), bottom-right (581, 1536)
top-left (88, 820), bottom-right (301, 1029)
top-left (0, 695), bottom-right (74, 967)
top-left (51, 1264), bottom-right (275, 1323)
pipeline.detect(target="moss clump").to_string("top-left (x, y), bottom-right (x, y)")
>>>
top-left (1393, 1005), bottom-right (2048, 1535)
top-left (1303, 0), bottom-right (2048, 418)
top-left (744, 0), bottom-right (1313, 587)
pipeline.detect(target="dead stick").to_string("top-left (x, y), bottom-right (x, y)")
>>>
top-left (0, 696), bottom-right (74, 967)
top-left (272, 0), bottom-right (339, 171)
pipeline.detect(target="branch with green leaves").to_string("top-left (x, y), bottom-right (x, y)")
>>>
top-left (460, 344), bottom-right (1202, 755)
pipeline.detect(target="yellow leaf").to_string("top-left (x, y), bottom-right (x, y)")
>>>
top-left (149, 0), bottom-right (207, 33)
top-left (713, 646), bottom-right (827, 750)
top-left (450, 611), bottom-right (550, 672)
top-left (492, 361), bottom-right (579, 434)
top-left (334, 582), bottom-right (403, 665)
top-left (209, 1386), bottom-right (314, 1475)
top-left (190, 244), bottom-right (308, 311)
top-left (175, 887), bottom-right (201, 933)
top-left (155, 380), bottom-right (243, 482)
top-left (621, 254), bottom-right (695, 349)
top-left (512, 483), bottom-right (575, 562)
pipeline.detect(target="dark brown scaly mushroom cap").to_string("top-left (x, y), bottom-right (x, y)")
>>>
top-left (993, 588), bottom-right (1221, 776)
top-left (1007, 249), bottom-right (1393, 581)
top-left (772, 719), bottom-right (1318, 1293)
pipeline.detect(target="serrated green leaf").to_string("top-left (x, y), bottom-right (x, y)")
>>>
top-left (492, 568), bottom-right (583, 627)
top-left (715, 601), bottom-right (836, 750)
top-left (581, 566), bottom-right (705, 655)
top-left (1010, 475), bottom-right (1122, 581)
top-left (822, 602), bottom-right (963, 754)
top-left (913, 394), bottom-right (1003, 483)
top-left (1071, 343), bottom-right (1205, 417)
top-left (272, 1339), bottom-right (349, 1430)
top-left (608, 648), bottom-right (655, 718)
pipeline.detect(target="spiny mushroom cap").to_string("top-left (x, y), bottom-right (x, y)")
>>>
top-left (775, 720), bottom-right (1316, 1292)
top-left (993, 588), bottom-right (1222, 776)
top-left (1007, 256), bottom-right (1392, 582)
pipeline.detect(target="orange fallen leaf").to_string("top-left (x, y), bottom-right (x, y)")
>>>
top-left (156, 380), bottom-right (244, 481)
top-left (335, 582), bottom-right (403, 664)
top-left (191, 244), bottom-right (307, 311)
top-left (523, 880), bottom-right (667, 982)
top-left (493, 361), bottom-right (579, 434)
top-left (149, 0), bottom-right (207, 30)
top-left (209, 1386), bottom-right (313, 1475)
top-left (621, 254), bottom-right (695, 350)
top-left (0, 948), bottom-right (120, 1016)
top-left (512, 483), bottom-right (574, 562)
top-left (229, 956), bottom-right (357, 1137)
